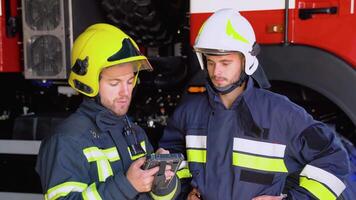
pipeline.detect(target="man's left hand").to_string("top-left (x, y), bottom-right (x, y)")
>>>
top-left (156, 148), bottom-right (170, 154)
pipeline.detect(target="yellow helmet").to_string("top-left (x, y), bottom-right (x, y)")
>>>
top-left (68, 23), bottom-right (153, 97)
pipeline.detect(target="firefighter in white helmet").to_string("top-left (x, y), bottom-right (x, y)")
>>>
top-left (36, 23), bottom-right (180, 200)
top-left (159, 8), bottom-right (349, 200)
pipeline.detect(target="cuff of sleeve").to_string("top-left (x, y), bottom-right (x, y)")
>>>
top-left (150, 176), bottom-right (181, 200)
top-left (114, 173), bottom-right (139, 199)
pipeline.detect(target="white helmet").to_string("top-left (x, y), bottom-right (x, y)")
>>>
top-left (194, 8), bottom-right (259, 75)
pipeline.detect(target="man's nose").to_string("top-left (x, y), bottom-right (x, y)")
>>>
top-left (213, 64), bottom-right (223, 76)
top-left (119, 83), bottom-right (130, 96)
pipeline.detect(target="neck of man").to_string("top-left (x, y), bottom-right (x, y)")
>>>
top-left (219, 81), bottom-right (246, 109)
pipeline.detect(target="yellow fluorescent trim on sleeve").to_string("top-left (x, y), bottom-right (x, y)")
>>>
top-left (300, 164), bottom-right (345, 196)
top-left (187, 149), bottom-right (207, 163)
top-left (300, 176), bottom-right (337, 200)
top-left (177, 168), bottom-right (192, 179)
top-left (102, 147), bottom-right (120, 162)
top-left (46, 181), bottom-right (88, 200)
top-left (82, 183), bottom-right (103, 200)
top-left (96, 159), bottom-right (113, 182)
top-left (232, 152), bottom-right (288, 172)
top-left (83, 147), bottom-right (116, 182)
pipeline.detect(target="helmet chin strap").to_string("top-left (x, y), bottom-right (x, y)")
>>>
top-left (208, 72), bottom-right (248, 95)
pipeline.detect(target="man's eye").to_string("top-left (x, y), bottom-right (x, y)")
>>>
top-left (109, 82), bottom-right (119, 86)
top-left (127, 77), bottom-right (135, 85)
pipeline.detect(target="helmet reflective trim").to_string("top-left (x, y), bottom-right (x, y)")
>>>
top-left (226, 20), bottom-right (249, 44)
top-left (107, 38), bottom-right (142, 62)
top-left (73, 79), bottom-right (93, 94)
top-left (72, 56), bottom-right (89, 76)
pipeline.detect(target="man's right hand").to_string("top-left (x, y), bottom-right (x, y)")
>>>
top-left (126, 157), bottom-right (160, 192)
top-left (187, 188), bottom-right (201, 200)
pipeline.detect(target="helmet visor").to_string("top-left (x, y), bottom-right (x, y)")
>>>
top-left (111, 59), bottom-right (152, 73)
top-left (194, 47), bottom-right (236, 56)
top-left (131, 59), bottom-right (153, 72)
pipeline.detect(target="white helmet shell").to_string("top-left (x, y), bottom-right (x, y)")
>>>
top-left (194, 8), bottom-right (258, 75)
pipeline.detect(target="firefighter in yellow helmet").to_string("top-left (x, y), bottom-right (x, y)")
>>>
top-left (36, 23), bottom-right (180, 200)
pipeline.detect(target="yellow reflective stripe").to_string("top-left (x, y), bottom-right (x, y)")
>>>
top-left (300, 164), bottom-right (345, 196)
top-left (232, 152), bottom-right (287, 172)
top-left (187, 149), bottom-right (206, 163)
top-left (130, 152), bottom-right (146, 160)
top-left (46, 182), bottom-right (87, 200)
top-left (128, 141), bottom-right (147, 160)
top-left (82, 183), bottom-right (103, 200)
top-left (233, 138), bottom-right (286, 158)
top-left (186, 135), bottom-right (207, 149)
top-left (96, 159), bottom-right (113, 182)
top-left (226, 19), bottom-right (249, 44)
top-left (150, 177), bottom-right (178, 200)
top-left (177, 168), bottom-right (192, 179)
top-left (83, 147), bottom-right (106, 162)
top-left (141, 140), bottom-right (146, 152)
top-left (83, 147), bottom-right (118, 182)
top-left (102, 147), bottom-right (120, 162)
top-left (300, 176), bottom-right (336, 200)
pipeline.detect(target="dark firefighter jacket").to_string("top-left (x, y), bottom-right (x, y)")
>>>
top-left (36, 98), bottom-right (179, 200)
top-left (160, 78), bottom-right (349, 200)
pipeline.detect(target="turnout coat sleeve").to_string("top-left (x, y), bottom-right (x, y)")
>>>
top-left (159, 94), bottom-right (203, 156)
top-left (284, 105), bottom-right (350, 200)
top-left (159, 104), bottom-right (187, 155)
top-left (159, 116), bottom-right (186, 153)
top-left (36, 132), bottom-right (140, 200)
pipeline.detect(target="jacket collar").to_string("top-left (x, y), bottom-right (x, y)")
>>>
top-left (206, 77), bottom-right (255, 110)
top-left (78, 98), bottom-right (125, 132)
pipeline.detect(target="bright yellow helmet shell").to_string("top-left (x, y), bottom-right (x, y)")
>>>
top-left (68, 23), bottom-right (153, 97)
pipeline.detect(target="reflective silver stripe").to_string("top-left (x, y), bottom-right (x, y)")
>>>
top-left (46, 182), bottom-right (87, 200)
top-left (102, 147), bottom-right (120, 162)
top-left (141, 141), bottom-right (146, 152)
top-left (178, 161), bottom-right (188, 170)
top-left (84, 147), bottom-right (120, 161)
top-left (97, 159), bottom-right (112, 182)
top-left (186, 135), bottom-right (207, 149)
top-left (300, 164), bottom-right (346, 196)
top-left (83, 147), bottom-right (106, 162)
top-left (82, 183), bottom-right (102, 200)
top-left (83, 147), bottom-right (117, 182)
top-left (233, 138), bottom-right (286, 158)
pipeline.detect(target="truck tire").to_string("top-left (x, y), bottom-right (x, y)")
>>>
top-left (100, 0), bottom-right (187, 47)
